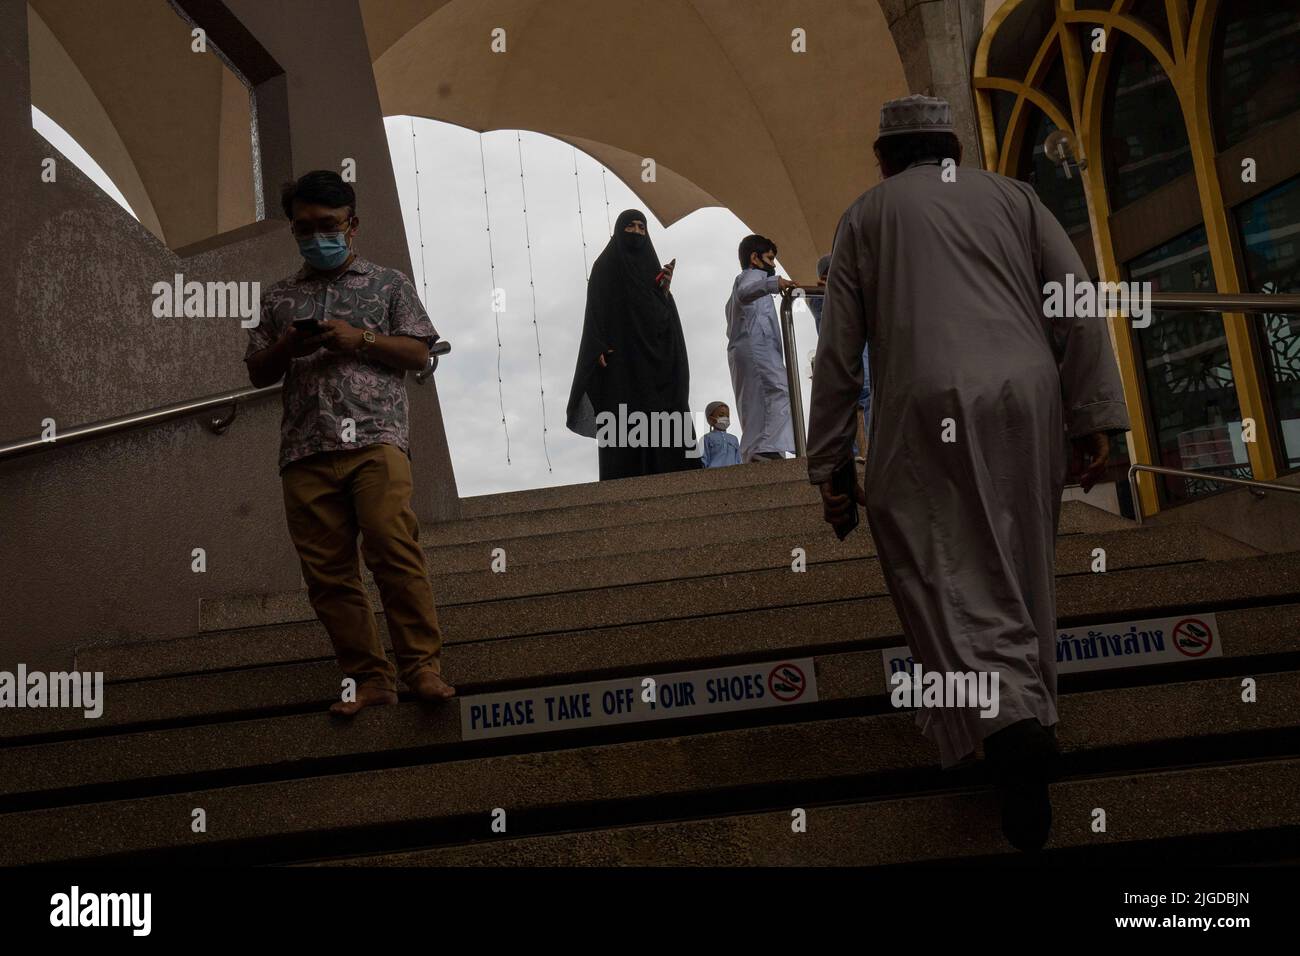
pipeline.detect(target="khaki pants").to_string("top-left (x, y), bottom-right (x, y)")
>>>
top-left (281, 443), bottom-right (443, 692)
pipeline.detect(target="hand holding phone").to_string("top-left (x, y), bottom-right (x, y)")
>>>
top-left (287, 317), bottom-right (328, 357)
top-left (656, 259), bottom-right (676, 291)
top-left (292, 317), bottom-right (328, 336)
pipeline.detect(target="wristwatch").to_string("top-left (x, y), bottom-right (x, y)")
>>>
top-left (359, 329), bottom-right (376, 352)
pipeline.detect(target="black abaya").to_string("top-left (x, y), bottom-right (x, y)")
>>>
top-left (566, 209), bottom-right (700, 480)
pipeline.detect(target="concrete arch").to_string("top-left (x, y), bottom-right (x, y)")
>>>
top-left (26, 0), bottom-right (258, 251)
top-left (27, 3), bottom-right (165, 241)
top-left (362, 0), bottom-right (912, 277)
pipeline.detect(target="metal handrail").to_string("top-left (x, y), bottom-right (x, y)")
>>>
top-left (0, 384), bottom-right (281, 461)
top-left (1127, 464), bottom-right (1300, 525)
top-left (0, 339), bottom-right (452, 463)
top-left (416, 339), bottom-right (452, 383)
top-left (1145, 292), bottom-right (1300, 313)
top-left (782, 287), bottom-right (1300, 460)
top-left (780, 286), bottom-right (823, 458)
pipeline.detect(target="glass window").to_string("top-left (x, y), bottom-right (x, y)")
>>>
top-left (1018, 108), bottom-right (1091, 243)
top-left (1211, 0), bottom-right (1300, 150)
top-left (1103, 34), bottom-right (1193, 209)
top-left (986, 0), bottom-right (1056, 82)
top-left (990, 90), bottom-right (1016, 149)
top-left (1129, 0), bottom-right (1171, 51)
top-left (1073, 24), bottom-right (1097, 74)
top-left (1040, 55), bottom-right (1070, 120)
top-left (1236, 176), bottom-right (1300, 471)
top-left (1128, 225), bottom-right (1253, 504)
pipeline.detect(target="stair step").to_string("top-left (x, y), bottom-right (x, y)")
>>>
top-left (423, 482), bottom-right (823, 546)
top-left (429, 498), bottom-right (1132, 574)
top-left (72, 550), bottom-right (1300, 684)
top-left (426, 486), bottom-right (1133, 549)
top-left (202, 549), bottom-right (1295, 661)
top-left (458, 457), bottom-right (809, 517)
top-left (4, 651), bottom-right (1295, 802)
top-left (313, 758), bottom-right (1300, 866)
top-left (1, 672), bottom-right (1295, 865)
top-left (422, 503), bottom-right (822, 574)
top-left (200, 523), bottom-right (1197, 633)
top-left (13, 600), bottom-right (1299, 744)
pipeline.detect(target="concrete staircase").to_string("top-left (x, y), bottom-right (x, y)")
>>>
top-left (3, 458), bottom-right (1299, 865)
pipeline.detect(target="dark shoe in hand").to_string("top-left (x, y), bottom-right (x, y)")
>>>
top-left (409, 668), bottom-right (456, 703)
top-left (984, 718), bottom-right (1060, 853)
top-left (329, 682), bottom-right (398, 717)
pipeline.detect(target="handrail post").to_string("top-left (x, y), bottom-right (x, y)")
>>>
top-left (416, 339), bottom-right (452, 384)
top-left (1128, 464), bottom-right (1145, 526)
top-left (208, 400), bottom-right (240, 435)
top-left (780, 290), bottom-right (808, 458)
top-left (1127, 462), bottom-right (1300, 526)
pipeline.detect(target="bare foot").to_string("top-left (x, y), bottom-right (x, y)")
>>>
top-left (409, 668), bottom-right (456, 702)
top-left (329, 684), bottom-right (398, 717)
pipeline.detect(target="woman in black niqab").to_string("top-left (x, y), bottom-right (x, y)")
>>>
top-left (566, 209), bottom-right (700, 479)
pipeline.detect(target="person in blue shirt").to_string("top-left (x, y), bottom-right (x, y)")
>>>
top-left (701, 401), bottom-right (742, 468)
top-left (810, 253), bottom-right (870, 460)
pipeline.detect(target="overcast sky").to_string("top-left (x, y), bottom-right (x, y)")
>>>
top-left (35, 109), bottom-right (821, 499)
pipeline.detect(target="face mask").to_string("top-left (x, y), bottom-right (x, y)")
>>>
top-left (623, 231), bottom-right (647, 251)
top-left (298, 231), bottom-right (351, 270)
top-left (757, 258), bottom-right (775, 276)
top-left (713, 417), bottom-right (730, 430)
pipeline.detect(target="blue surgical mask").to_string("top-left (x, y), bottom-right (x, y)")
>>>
top-left (297, 231), bottom-right (351, 270)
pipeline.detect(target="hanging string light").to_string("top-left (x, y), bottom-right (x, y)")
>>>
top-left (516, 131), bottom-right (553, 474)
top-left (600, 166), bottom-right (613, 234)
top-left (409, 117), bottom-right (429, 307)
top-left (479, 134), bottom-right (511, 465)
top-left (573, 146), bottom-right (590, 282)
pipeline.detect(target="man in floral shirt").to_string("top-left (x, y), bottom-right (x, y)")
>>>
top-left (245, 170), bottom-right (455, 715)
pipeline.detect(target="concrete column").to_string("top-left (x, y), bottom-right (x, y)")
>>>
top-left (878, 0), bottom-right (986, 166)
top-left (0, 0), bottom-right (32, 263)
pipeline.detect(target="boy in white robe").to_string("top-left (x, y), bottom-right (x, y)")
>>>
top-left (725, 235), bottom-right (798, 461)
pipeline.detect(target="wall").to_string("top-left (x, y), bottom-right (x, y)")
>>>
top-left (1151, 472), bottom-right (1300, 554)
top-left (0, 0), bottom-right (460, 671)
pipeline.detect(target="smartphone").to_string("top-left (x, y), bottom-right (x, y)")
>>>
top-left (830, 458), bottom-right (860, 540)
top-left (655, 258), bottom-right (676, 290)
top-left (292, 317), bottom-right (327, 336)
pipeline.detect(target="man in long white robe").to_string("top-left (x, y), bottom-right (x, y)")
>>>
top-left (807, 95), bottom-right (1130, 851)
top-left (725, 236), bottom-right (797, 461)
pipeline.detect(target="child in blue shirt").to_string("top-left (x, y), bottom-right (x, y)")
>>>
top-left (701, 401), bottom-right (741, 468)
top-left (811, 253), bottom-right (870, 460)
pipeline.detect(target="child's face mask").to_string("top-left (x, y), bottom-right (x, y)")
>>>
top-left (713, 417), bottom-right (730, 430)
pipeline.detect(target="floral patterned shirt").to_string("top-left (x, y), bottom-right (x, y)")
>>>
top-left (245, 256), bottom-right (436, 471)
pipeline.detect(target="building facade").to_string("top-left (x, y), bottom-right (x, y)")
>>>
top-left (975, 0), bottom-right (1300, 516)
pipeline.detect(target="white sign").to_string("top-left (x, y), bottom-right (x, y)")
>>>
top-left (881, 612), bottom-right (1223, 683)
top-left (461, 658), bottom-right (818, 741)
